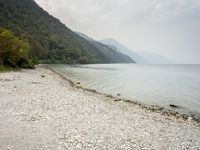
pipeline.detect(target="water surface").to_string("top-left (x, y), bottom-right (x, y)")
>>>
top-left (50, 64), bottom-right (200, 115)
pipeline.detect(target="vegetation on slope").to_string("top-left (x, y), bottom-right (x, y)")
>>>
top-left (0, 28), bottom-right (34, 69)
top-left (0, 0), bottom-right (134, 64)
top-left (76, 32), bottom-right (135, 63)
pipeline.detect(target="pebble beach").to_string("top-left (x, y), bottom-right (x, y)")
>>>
top-left (0, 68), bottom-right (200, 150)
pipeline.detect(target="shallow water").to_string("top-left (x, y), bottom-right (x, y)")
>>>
top-left (50, 64), bottom-right (200, 115)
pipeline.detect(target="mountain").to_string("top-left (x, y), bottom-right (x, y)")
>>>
top-left (101, 38), bottom-right (142, 63)
top-left (101, 38), bottom-right (170, 64)
top-left (76, 32), bottom-right (94, 42)
top-left (76, 32), bottom-right (135, 63)
top-left (0, 0), bottom-right (133, 64)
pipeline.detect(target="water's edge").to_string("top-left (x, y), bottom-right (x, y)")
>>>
top-left (42, 65), bottom-right (200, 125)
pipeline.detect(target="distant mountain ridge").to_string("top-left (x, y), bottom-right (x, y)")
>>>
top-left (76, 32), bottom-right (135, 63)
top-left (0, 0), bottom-right (133, 64)
top-left (101, 38), bottom-right (170, 64)
top-left (101, 38), bottom-right (142, 63)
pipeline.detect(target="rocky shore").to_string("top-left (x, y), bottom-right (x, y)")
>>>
top-left (0, 68), bottom-right (200, 149)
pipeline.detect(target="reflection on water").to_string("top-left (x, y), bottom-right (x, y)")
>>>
top-left (50, 64), bottom-right (200, 115)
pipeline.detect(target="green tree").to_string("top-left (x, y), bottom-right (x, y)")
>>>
top-left (0, 28), bottom-right (34, 68)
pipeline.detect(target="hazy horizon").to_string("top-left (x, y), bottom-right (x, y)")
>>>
top-left (35, 0), bottom-right (200, 64)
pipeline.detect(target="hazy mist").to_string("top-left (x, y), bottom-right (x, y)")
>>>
top-left (35, 0), bottom-right (200, 64)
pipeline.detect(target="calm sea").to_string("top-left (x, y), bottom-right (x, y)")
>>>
top-left (50, 64), bottom-right (200, 115)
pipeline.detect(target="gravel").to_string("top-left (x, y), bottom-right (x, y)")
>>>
top-left (0, 68), bottom-right (200, 150)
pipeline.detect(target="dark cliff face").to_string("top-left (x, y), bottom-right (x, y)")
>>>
top-left (0, 0), bottom-right (134, 64)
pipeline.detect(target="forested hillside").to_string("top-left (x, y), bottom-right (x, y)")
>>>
top-left (0, 0), bottom-right (134, 64)
top-left (76, 32), bottom-right (135, 63)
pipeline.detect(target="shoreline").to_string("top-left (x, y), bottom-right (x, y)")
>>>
top-left (44, 65), bottom-right (200, 125)
top-left (0, 67), bottom-right (200, 149)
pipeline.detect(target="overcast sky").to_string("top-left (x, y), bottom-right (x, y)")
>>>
top-left (35, 0), bottom-right (200, 63)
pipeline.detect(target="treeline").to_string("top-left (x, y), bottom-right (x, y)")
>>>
top-left (0, 0), bottom-right (108, 64)
top-left (0, 28), bottom-right (35, 69)
top-left (0, 0), bottom-right (134, 67)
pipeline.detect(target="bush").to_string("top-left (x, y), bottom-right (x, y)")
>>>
top-left (0, 28), bottom-right (35, 68)
top-left (78, 56), bottom-right (89, 64)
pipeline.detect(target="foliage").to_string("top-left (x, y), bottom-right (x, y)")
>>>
top-left (78, 56), bottom-right (89, 64)
top-left (0, 0), bottom-right (106, 64)
top-left (0, 0), bottom-right (134, 64)
top-left (0, 28), bottom-right (34, 68)
top-left (0, 66), bottom-right (11, 72)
